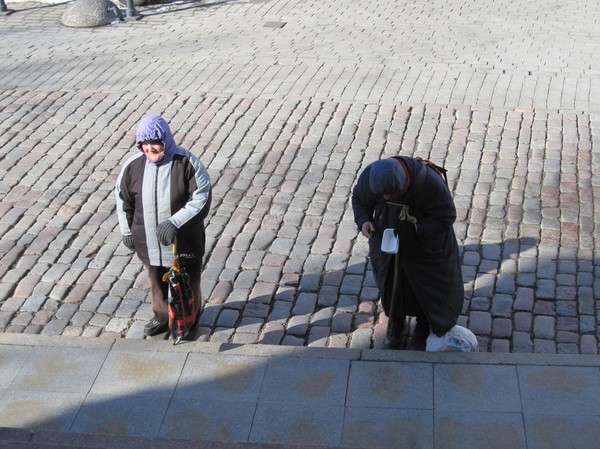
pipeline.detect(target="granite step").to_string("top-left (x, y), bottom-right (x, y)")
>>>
top-left (0, 428), bottom-right (365, 449)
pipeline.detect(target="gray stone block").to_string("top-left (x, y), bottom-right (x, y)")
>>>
top-left (61, 0), bottom-right (123, 28)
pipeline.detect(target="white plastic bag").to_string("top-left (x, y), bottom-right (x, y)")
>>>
top-left (426, 325), bottom-right (479, 352)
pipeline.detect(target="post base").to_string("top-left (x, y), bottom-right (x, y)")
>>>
top-left (123, 9), bottom-right (142, 20)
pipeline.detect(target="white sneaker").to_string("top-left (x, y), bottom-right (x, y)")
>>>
top-left (426, 325), bottom-right (479, 352)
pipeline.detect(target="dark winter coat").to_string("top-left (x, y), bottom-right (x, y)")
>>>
top-left (352, 156), bottom-right (463, 335)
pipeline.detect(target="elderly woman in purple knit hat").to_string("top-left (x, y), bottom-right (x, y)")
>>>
top-left (115, 116), bottom-right (211, 337)
top-left (352, 156), bottom-right (475, 351)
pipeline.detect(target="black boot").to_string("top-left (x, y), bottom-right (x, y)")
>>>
top-left (383, 316), bottom-right (405, 350)
top-left (410, 319), bottom-right (430, 351)
top-left (144, 318), bottom-right (168, 337)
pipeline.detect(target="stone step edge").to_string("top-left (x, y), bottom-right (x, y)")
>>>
top-left (1, 333), bottom-right (599, 368)
top-left (0, 427), bottom-right (364, 449)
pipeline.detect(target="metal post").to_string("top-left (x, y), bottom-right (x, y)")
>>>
top-left (125, 0), bottom-right (140, 20)
top-left (1, 0), bottom-right (15, 15)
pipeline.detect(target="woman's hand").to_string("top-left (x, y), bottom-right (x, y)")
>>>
top-left (361, 221), bottom-right (376, 239)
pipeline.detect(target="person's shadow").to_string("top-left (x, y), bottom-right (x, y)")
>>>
top-left (288, 236), bottom-right (543, 351)
top-left (195, 236), bottom-right (546, 352)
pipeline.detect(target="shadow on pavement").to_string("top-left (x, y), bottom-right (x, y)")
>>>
top-left (139, 0), bottom-right (239, 16)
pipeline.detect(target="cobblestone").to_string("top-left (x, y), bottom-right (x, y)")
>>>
top-left (287, 315), bottom-right (309, 336)
top-left (115, 299), bottom-right (143, 318)
top-left (469, 311), bottom-right (492, 335)
top-left (55, 303), bottom-right (79, 321)
top-left (349, 328), bottom-right (373, 349)
top-left (40, 319), bottom-right (68, 336)
top-left (308, 326), bottom-right (330, 347)
top-left (11, 312), bottom-right (33, 327)
top-left (89, 314), bottom-right (111, 328)
top-left (217, 309), bottom-right (240, 328)
top-left (535, 339), bottom-right (557, 354)
top-left (534, 316), bottom-right (556, 340)
top-left (491, 294), bottom-right (513, 318)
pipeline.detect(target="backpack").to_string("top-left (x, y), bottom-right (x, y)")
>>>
top-left (409, 156), bottom-right (449, 195)
top-left (416, 157), bottom-right (448, 185)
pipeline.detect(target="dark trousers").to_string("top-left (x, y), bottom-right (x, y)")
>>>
top-left (146, 261), bottom-right (202, 324)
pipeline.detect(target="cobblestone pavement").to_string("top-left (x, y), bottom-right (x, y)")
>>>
top-left (0, 0), bottom-right (598, 354)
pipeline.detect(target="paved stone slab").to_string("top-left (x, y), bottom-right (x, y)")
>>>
top-left (0, 390), bottom-right (86, 431)
top-left (346, 361), bottom-right (433, 409)
top-left (341, 408), bottom-right (433, 449)
top-left (174, 353), bottom-right (267, 402)
top-left (160, 398), bottom-right (257, 442)
top-left (258, 357), bottom-right (349, 406)
top-left (434, 410), bottom-right (527, 449)
top-left (0, 344), bottom-right (32, 389)
top-left (89, 350), bottom-right (187, 397)
top-left (250, 402), bottom-right (345, 447)
top-left (523, 414), bottom-right (600, 449)
top-left (434, 364), bottom-right (522, 413)
top-left (7, 346), bottom-right (107, 394)
top-left (71, 393), bottom-right (172, 437)
top-left (1, 336), bottom-right (600, 448)
top-left (517, 365), bottom-right (600, 415)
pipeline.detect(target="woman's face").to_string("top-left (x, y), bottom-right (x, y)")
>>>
top-left (141, 140), bottom-right (164, 163)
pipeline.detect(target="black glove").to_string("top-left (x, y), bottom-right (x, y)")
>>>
top-left (123, 235), bottom-right (135, 250)
top-left (156, 220), bottom-right (178, 245)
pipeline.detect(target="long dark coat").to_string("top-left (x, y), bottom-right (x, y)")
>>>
top-left (352, 156), bottom-right (463, 336)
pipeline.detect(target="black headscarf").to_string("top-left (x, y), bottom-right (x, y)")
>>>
top-left (369, 158), bottom-right (408, 196)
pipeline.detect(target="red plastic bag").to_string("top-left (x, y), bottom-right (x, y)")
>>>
top-left (163, 242), bottom-right (197, 344)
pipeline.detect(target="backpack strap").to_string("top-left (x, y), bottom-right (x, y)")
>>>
top-left (412, 162), bottom-right (428, 195)
top-left (416, 157), bottom-right (448, 186)
top-left (391, 156), bottom-right (449, 195)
